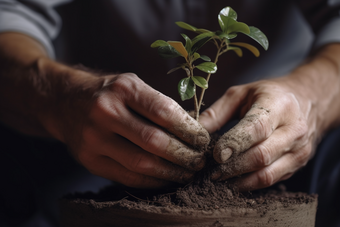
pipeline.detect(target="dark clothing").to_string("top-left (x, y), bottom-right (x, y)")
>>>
top-left (1, 0), bottom-right (340, 226)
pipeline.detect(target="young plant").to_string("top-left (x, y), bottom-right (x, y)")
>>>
top-left (151, 6), bottom-right (269, 121)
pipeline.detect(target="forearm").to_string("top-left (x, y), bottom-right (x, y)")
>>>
top-left (280, 43), bottom-right (340, 140)
top-left (0, 32), bottom-right (105, 140)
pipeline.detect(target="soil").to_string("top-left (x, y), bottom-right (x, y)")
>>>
top-left (60, 181), bottom-right (317, 227)
top-left (61, 180), bottom-right (316, 211)
top-left (59, 111), bottom-right (318, 226)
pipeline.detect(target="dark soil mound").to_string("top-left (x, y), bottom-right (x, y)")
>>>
top-left (62, 179), bottom-right (316, 212)
top-left (60, 134), bottom-right (317, 227)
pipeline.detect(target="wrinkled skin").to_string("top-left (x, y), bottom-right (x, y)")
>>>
top-left (200, 44), bottom-right (340, 191)
top-left (63, 73), bottom-right (210, 188)
top-left (1, 33), bottom-right (340, 191)
top-left (0, 33), bottom-right (210, 189)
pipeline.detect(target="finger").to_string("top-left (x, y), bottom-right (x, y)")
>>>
top-left (80, 127), bottom-right (195, 184)
top-left (102, 134), bottom-right (196, 184)
top-left (112, 73), bottom-right (210, 148)
top-left (117, 111), bottom-right (206, 171)
top-left (228, 153), bottom-right (299, 191)
top-left (93, 95), bottom-right (206, 171)
top-left (213, 100), bottom-right (279, 163)
top-left (212, 125), bottom-right (301, 180)
top-left (199, 86), bottom-right (248, 133)
top-left (89, 155), bottom-right (171, 189)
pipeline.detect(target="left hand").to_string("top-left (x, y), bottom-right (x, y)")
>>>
top-left (199, 77), bottom-right (319, 191)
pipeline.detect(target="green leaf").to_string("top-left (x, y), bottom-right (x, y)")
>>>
top-left (227, 22), bottom-right (250, 35)
top-left (196, 28), bottom-right (213, 34)
top-left (151, 40), bottom-right (169, 48)
top-left (200, 55), bottom-right (211, 61)
top-left (178, 77), bottom-right (195, 101)
top-left (193, 52), bottom-right (200, 61)
top-left (158, 45), bottom-right (181, 59)
top-left (191, 33), bottom-right (214, 53)
top-left (196, 62), bottom-right (217, 74)
top-left (241, 26), bottom-right (269, 50)
top-left (228, 46), bottom-right (243, 57)
top-left (192, 76), bottom-right (208, 89)
top-left (176, 21), bottom-right (197, 32)
top-left (175, 22), bottom-right (212, 34)
top-left (218, 14), bottom-right (237, 33)
top-left (230, 42), bottom-right (260, 57)
top-left (216, 31), bottom-right (237, 40)
top-left (181, 34), bottom-right (192, 54)
top-left (192, 32), bottom-right (214, 45)
top-left (219, 7), bottom-right (237, 20)
top-left (226, 33), bottom-right (238, 39)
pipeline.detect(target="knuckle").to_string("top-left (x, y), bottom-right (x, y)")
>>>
top-left (294, 145), bottom-right (312, 166)
top-left (295, 121), bottom-right (309, 140)
top-left (252, 115), bottom-right (272, 139)
top-left (111, 73), bottom-right (139, 95)
top-left (128, 153), bottom-right (153, 173)
top-left (253, 144), bottom-right (272, 167)
top-left (258, 168), bottom-right (275, 188)
top-left (149, 96), bottom-right (178, 121)
top-left (279, 93), bottom-right (302, 116)
top-left (141, 127), bottom-right (165, 151)
top-left (202, 108), bottom-right (217, 120)
top-left (280, 93), bottom-right (298, 108)
top-left (91, 94), bottom-right (122, 122)
top-left (202, 108), bottom-right (222, 129)
top-left (224, 85), bottom-right (240, 97)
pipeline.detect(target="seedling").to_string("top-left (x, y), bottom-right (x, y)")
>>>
top-left (151, 6), bottom-right (269, 121)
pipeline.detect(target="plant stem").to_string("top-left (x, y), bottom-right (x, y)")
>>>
top-left (197, 41), bottom-right (226, 114)
top-left (194, 93), bottom-right (199, 120)
top-left (188, 65), bottom-right (200, 121)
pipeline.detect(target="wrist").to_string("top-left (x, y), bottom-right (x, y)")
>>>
top-left (282, 44), bottom-right (340, 140)
top-left (34, 58), bottom-right (111, 142)
top-left (0, 32), bottom-right (114, 141)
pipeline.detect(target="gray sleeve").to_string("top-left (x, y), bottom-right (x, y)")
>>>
top-left (0, 0), bottom-right (71, 58)
top-left (296, 0), bottom-right (340, 49)
top-left (314, 16), bottom-right (340, 49)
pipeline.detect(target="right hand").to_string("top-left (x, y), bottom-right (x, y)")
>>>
top-left (0, 33), bottom-right (210, 189)
top-left (43, 70), bottom-right (210, 188)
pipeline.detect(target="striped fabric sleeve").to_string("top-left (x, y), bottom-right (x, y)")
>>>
top-left (0, 0), bottom-right (70, 58)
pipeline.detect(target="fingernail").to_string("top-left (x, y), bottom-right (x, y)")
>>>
top-left (220, 148), bottom-right (232, 163)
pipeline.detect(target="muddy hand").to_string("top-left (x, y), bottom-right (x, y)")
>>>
top-left (0, 33), bottom-right (210, 189)
top-left (199, 78), bottom-right (318, 191)
top-left (62, 72), bottom-right (210, 189)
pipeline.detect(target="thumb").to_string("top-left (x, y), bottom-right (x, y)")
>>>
top-left (199, 86), bottom-right (246, 133)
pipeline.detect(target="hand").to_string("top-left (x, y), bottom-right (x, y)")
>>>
top-left (0, 33), bottom-right (210, 189)
top-left (44, 70), bottom-right (210, 189)
top-left (199, 77), bottom-right (318, 191)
